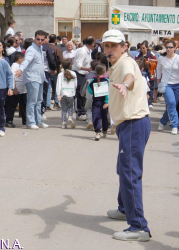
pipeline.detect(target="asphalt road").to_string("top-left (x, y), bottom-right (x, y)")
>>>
top-left (0, 99), bottom-right (179, 250)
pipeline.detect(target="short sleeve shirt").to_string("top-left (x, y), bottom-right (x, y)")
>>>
top-left (109, 53), bottom-right (150, 126)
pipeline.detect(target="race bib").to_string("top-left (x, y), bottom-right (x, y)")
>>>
top-left (93, 81), bottom-right (109, 97)
top-left (62, 78), bottom-right (75, 92)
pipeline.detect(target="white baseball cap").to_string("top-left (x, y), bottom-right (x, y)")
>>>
top-left (102, 29), bottom-right (125, 43)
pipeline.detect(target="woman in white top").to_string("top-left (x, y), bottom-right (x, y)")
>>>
top-left (157, 40), bottom-right (179, 135)
top-left (56, 59), bottom-right (77, 129)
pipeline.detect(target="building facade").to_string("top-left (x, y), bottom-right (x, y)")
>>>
top-left (54, 0), bottom-right (179, 46)
top-left (0, 0), bottom-right (54, 39)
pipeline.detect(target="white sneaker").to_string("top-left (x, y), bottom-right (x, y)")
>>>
top-left (86, 121), bottom-right (93, 129)
top-left (68, 116), bottom-right (76, 128)
top-left (76, 115), bottom-right (87, 121)
top-left (103, 131), bottom-right (107, 138)
top-left (149, 104), bottom-right (153, 109)
top-left (158, 122), bottom-right (164, 131)
top-left (62, 122), bottom-right (67, 129)
top-left (111, 124), bottom-right (116, 135)
top-left (171, 127), bottom-right (178, 135)
top-left (42, 114), bottom-right (47, 120)
top-left (27, 125), bottom-right (39, 130)
top-left (0, 130), bottom-right (5, 137)
top-left (107, 209), bottom-right (127, 220)
top-left (95, 133), bottom-right (101, 141)
top-left (113, 230), bottom-right (150, 242)
top-left (39, 123), bottom-right (48, 128)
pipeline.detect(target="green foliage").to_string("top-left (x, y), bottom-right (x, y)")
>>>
top-left (10, 0), bottom-right (16, 5)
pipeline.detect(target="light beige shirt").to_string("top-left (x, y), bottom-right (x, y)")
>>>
top-left (109, 53), bottom-right (150, 126)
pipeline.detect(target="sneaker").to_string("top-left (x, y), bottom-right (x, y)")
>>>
top-left (149, 104), bottom-right (153, 109)
top-left (103, 131), bottom-right (107, 138)
top-left (46, 106), bottom-right (52, 111)
top-left (111, 124), bottom-right (116, 135)
top-left (113, 230), bottom-right (150, 242)
top-left (68, 116), bottom-right (76, 128)
top-left (158, 122), bottom-right (164, 131)
top-left (62, 122), bottom-right (67, 129)
top-left (53, 103), bottom-right (61, 109)
top-left (6, 121), bottom-right (16, 128)
top-left (171, 127), bottom-right (178, 135)
top-left (86, 121), bottom-right (93, 129)
top-left (38, 123), bottom-right (48, 128)
top-left (0, 130), bottom-right (5, 137)
top-left (76, 114), bottom-right (87, 121)
top-left (42, 114), bottom-right (47, 120)
top-left (27, 125), bottom-right (39, 130)
top-left (95, 133), bottom-right (101, 141)
top-left (113, 230), bottom-right (150, 241)
top-left (107, 209), bottom-right (127, 220)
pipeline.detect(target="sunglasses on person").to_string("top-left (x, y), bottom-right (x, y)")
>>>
top-left (165, 46), bottom-right (174, 49)
top-left (36, 38), bottom-right (44, 42)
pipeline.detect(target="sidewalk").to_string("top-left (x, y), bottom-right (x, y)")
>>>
top-left (0, 99), bottom-right (178, 250)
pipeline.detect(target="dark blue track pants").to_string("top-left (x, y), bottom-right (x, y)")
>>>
top-left (116, 116), bottom-right (151, 233)
top-left (92, 100), bottom-right (108, 133)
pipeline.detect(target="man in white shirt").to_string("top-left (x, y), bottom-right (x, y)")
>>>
top-left (63, 41), bottom-right (76, 64)
top-left (72, 36), bottom-right (94, 120)
top-left (14, 35), bottom-right (22, 52)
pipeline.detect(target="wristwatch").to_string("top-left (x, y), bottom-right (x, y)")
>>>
top-left (123, 82), bottom-right (129, 89)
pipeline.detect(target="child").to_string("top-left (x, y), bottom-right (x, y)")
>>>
top-left (5, 52), bottom-right (26, 127)
top-left (56, 59), bottom-right (77, 128)
top-left (0, 59), bottom-right (13, 137)
top-left (88, 64), bottom-right (109, 141)
top-left (136, 59), bottom-right (150, 100)
top-left (6, 19), bottom-right (16, 36)
top-left (80, 60), bottom-right (98, 129)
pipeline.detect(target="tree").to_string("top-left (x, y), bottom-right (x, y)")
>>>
top-left (0, 0), bottom-right (15, 39)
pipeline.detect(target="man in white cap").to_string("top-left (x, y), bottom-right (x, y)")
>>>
top-left (102, 29), bottom-right (151, 241)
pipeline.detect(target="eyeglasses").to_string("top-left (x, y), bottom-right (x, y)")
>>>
top-left (36, 38), bottom-right (44, 42)
top-left (166, 46), bottom-right (174, 49)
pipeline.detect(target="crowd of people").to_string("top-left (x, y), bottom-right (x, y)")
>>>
top-left (1, 19), bottom-right (179, 242)
top-left (1, 18), bottom-right (179, 139)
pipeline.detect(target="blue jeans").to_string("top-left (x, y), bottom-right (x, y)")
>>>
top-left (116, 116), bottom-right (151, 233)
top-left (26, 82), bottom-right (43, 126)
top-left (0, 88), bottom-right (7, 132)
top-left (160, 84), bottom-right (179, 128)
top-left (46, 75), bottom-right (59, 106)
top-left (46, 77), bottom-right (51, 107)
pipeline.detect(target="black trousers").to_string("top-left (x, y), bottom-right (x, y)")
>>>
top-left (75, 71), bottom-right (86, 116)
top-left (41, 72), bottom-right (50, 114)
top-left (5, 93), bottom-right (26, 124)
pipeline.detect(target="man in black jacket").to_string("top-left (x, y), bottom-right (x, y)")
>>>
top-left (42, 32), bottom-right (57, 116)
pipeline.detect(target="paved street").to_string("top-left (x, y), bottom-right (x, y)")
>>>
top-left (0, 99), bottom-right (179, 250)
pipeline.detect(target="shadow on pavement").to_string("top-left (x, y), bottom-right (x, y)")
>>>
top-left (15, 195), bottom-right (116, 239)
top-left (165, 231), bottom-right (179, 238)
top-left (139, 240), bottom-right (179, 250)
top-left (148, 149), bottom-right (179, 158)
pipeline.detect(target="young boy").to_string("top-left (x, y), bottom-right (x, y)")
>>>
top-left (6, 19), bottom-right (16, 36)
top-left (136, 59), bottom-right (150, 100)
top-left (5, 52), bottom-right (26, 127)
top-left (0, 59), bottom-right (13, 137)
top-left (80, 60), bottom-right (99, 129)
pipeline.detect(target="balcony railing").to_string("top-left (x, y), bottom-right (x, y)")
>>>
top-left (80, 3), bottom-right (108, 18)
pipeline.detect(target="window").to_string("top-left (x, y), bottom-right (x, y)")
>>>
top-left (176, 0), bottom-right (179, 7)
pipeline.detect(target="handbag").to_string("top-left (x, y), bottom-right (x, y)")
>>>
top-left (158, 56), bottom-right (177, 94)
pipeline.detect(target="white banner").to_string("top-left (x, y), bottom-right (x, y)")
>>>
top-left (152, 30), bottom-right (174, 37)
top-left (110, 5), bottom-right (179, 31)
